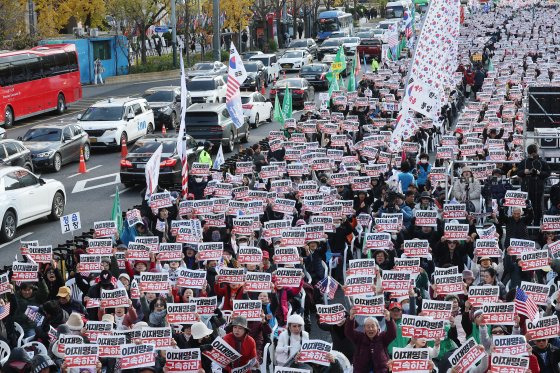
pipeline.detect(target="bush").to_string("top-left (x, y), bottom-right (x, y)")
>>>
top-left (129, 54), bottom-right (175, 74)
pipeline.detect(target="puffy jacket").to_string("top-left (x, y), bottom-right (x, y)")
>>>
top-left (416, 163), bottom-right (431, 186)
top-left (222, 332), bottom-right (257, 372)
top-left (14, 280), bottom-right (49, 331)
top-left (345, 318), bottom-right (396, 373)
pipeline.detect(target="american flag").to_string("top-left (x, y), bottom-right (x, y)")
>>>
top-left (0, 303), bottom-right (9, 320)
top-left (515, 288), bottom-right (539, 321)
top-left (387, 25), bottom-right (399, 48)
top-left (315, 276), bottom-right (339, 300)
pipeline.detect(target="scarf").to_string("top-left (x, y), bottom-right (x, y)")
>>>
top-left (149, 309), bottom-right (167, 327)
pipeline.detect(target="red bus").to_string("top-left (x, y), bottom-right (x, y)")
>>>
top-left (0, 44), bottom-right (82, 128)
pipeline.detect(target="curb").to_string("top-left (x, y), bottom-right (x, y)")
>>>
top-left (103, 69), bottom-right (181, 85)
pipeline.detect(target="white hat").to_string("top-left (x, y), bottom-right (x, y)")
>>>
top-left (287, 314), bottom-right (305, 326)
top-left (65, 313), bottom-right (84, 331)
top-left (132, 321), bottom-right (149, 330)
top-left (191, 321), bottom-right (213, 339)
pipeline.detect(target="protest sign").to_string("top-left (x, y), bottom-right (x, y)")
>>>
top-left (345, 275), bottom-right (376, 296)
top-left (481, 303), bottom-right (516, 325)
top-left (97, 335), bottom-right (126, 358)
top-left (165, 349), bottom-right (202, 372)
top-left (444, 223), bottom-right (469, 240)
top-left (403, 240), bottom-right (431, 258)
top-left (508, 239), bottom-right (536, 256)
top-left (93, 220), bottom-right (117, 237)
top-left (26, 245), bottom-right (52, 263)
top-left (139, 272), bottom-right (169, 293)
top-left (274, 268), bottom-right (303, 288)
top-left (140, 327), bottom-right (173, 349)
top-left (191, 296), bottom-right (218, 316)
top-left (467, 286), bottom-right (500, 307)
top-left (316, 304), bottom-right (346, 324)
top-left (347, 259), bottom-right (377, 276)
top-left (352, 295), bottom-right (385, 316)
top-left (520, 282), bottom-right (550, 306)
top-left (245, 272), bottom-right (272, 293)
top-left (503, 191), bottom-right (528, 207)
top-left (401, 315), bottom-right (446, 340)
top-left (237, 247), bottom-right (263, 265)
top-left (297, 340), bottom-right (332, 366)
top-left (63, 344), bottom-right (99, 368)
top-left (83, 321), bottom-right (112, 341)
top-left (490, 354), bottom-right (529, 373)
top-left (217, 267), bottom-right (245, 284)
top-left (381, 271), bottom-right (412, 293)
top-left (120, 344), bottom-right (156, 370)
top-left (414, 210), bottom-right (438, 227)
top-left (474, 239), bottom-right (502, 257)
top-left (167, 303), bottom-right (198, 324)
top-left (100, 288), bottom-right (129, 309)
top-left (448, 338), bottom-right (486, 373)
top-left (157, 243), bottom-right (183, 261)
top-left (202, 336), bottom-right (242, 367)
top-left (526, 316), bottom-right (560, 341)
top-left (232, 300), bottom-right (262, 321)
top-left (520, 250), bottom-right (549, 271)
top-left (56, 334), bottom-right (84, 355)
top-left (177, 269), bottom-right (207, 289)
top-left (433, 274), bottom-right (463, 295)
top-left (197, 242), bottom-right (224, 261)
top-left (87, 239), bottom-right (113, 255)
top-left (392, 348), bottom-right (430, 373)
top-left (421, 300), bottom-right (453, 321)
top-left (492, 335), bottom-right (528, 356)
top-left (12, 262), bottom-right (39, 282)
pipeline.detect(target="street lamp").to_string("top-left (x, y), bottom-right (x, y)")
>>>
top-left (171, 0), bottom-right (178, 67)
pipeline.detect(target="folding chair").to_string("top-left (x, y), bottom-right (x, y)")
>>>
top-left (0, 340), bottom-right (10, 365)
top-left (13, 322), bottom-right (24, 347)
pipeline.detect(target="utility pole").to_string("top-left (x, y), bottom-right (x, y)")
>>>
top-left (171, 0), bottom-right (178, 67)
top-left (213, 0), bottom-right (221, 61)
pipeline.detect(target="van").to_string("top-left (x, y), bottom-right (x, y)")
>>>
top-left (249, 54), bottom-right (280, 85)
top-left (385, 0), bottom-right (412, 19)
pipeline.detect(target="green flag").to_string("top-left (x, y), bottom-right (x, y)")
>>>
top-left (328, 76), bottom-right (339, 98)
top-left (347, 56), bottom-right (356, 92)
top-left (273, 94), bottom-right (284, 124)
top-left (111, 186), bottom-right (123, 232)
top-left (282, 86), bottom-right (292, 119)
top-left (332, 46), bottom-right (347, 76)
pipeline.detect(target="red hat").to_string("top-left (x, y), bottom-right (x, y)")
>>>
top-left (262, 251), bottom-right (270, 259)
top-left (389, 302), bottom-right (402, 310)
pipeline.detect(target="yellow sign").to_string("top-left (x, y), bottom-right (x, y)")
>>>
top-left (331, 62), bottom-right (343, 71)
top-left (472, 53), bottom-right (482, 62)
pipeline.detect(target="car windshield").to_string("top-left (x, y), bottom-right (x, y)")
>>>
top-left (343, 37), bottom-right (360, 44)
top-left (360, 39), bottom-right (381, 45)
top-left (80, 106), bottom-right (124, 121)
top-left (301, 65), bottom-right (325, 73)
top-left (187, 80), bottom-right (215, 91)
top-left (244, 63), bottom-right (259, 72)
top-left (274, 79), bottom-right (303, 89)
top-left (321, 39), bottom-right (340, 47)
top-left (130, 141), bottom-right (176, 154)
top-left (283, 51), bottom-right (302, 58)
top-left (241, 96), bottom-right (252, 104)
top-left (373, 29), bottom-right (385, 34)
top-left (378, 23), bottom-right (394, 30)
top-left (193, 63), bottom-right (214, 71)
top-left (250, 57), bottom-right (269, 65)
top-left (289, 40), bottom-right (308, 48)
top-left (385, 6), bottom-right (404, 18)
top-left (23, 128), bottom-right (62, 142)
top-left (318, 19), bottom-right (338, 32)
top-left (356, 32), bottom-right (373, 38)
top-left (143, 91), bottom-right (174, 102)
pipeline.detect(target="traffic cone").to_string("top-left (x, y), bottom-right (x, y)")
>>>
top-left (78, 147), bottom-right (87, 174)
top-left (121, 137), bottom-right (128, 159)
top-left (261, 80), bottom-right (266, 95)
top-left (162, 125), bottom-right (167, 135)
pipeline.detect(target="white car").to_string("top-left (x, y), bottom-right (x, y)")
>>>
top-left (241, 92), bottom-right (273, 128)
top-left (249, 54), bottom-right (280, 85)
top-left (78, 97), bottom-right (155, 149)
top-left (187, 76), bottom-right (227, 104)
top-left (341, 37), bottom-right (361, 50)
top-left (278, 50), bottom-right (313, 71)
top-left (0, 166), bottom-right (65, 241)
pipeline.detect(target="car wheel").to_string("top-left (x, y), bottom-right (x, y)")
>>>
top-left (252, 114), bottom-right (259, 128)
top-left (169, 112), bottom-right (177, 130)
top-left (267, 108), bottom-right (273, 122)
top-left (48, 191), bottom-right (65, 221)
top-left (242, 126), bottom-right (250, 143)
top-left (224, 132), bottom-right (235, 153)
top-left (52, 153), bottom-right (62, 172)
top-left (4, 106), bottom-right (13, 128)
top-left (0, 210), bottom-right (16, 242)
top-left (56, 94), bottom-right (66, 114)
top-left (83, 144), bottom-right (91, 162)
top-left (147, 123), bottom-right (154, 134)
top-left (24, 163), bottom-right (33, 172)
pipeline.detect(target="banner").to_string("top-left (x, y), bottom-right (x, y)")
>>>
top-left (392, 348), bottom-right (431, 373)
top-left (121, 344), bottom-right (156, 370)
top-left (232, 300), bottom-right (262, 321)
top-left (448, 337), bottom-right (486, 373)
top-left (316, 304), bottom-right (346, 324)
top-left (166, 349), bottom-right (201, 372)
top-left (202, 336), bottom-right (242, 367)
top-left (64, 344), bottom-right (99, 368)
top-left (167, 303), bottom-right (198, 324)
top-left (297, 340), bottom-right (332, 366)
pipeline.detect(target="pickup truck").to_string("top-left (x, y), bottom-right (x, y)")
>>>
top-left (357, 38), bottom-right (382, 62)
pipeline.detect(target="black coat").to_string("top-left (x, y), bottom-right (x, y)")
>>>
top-left (533, 343), bottom-right (560, 373)
top-left (516, 156), bottom-right (550, 198)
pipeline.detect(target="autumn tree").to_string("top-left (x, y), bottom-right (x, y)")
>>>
top-left (34, 0), bottom-right (106, 37)
top-left (106, 0), bottom-right (169, 64)
top-left (0, 0), bottom-right (28, 48)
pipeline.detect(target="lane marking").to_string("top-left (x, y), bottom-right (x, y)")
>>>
top-left (72, 173), bottom-right (120, 193)
top-left (67, 165), bottom-right (103, 178)
top-left (0, 232), bottom-right (34, 249)
top-left (110, 187), bottom-right (132, 197)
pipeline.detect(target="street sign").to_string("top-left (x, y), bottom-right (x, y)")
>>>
top-left (60, 212), bottom-right (81, 234)
top-left (155, 26), bottom-right (169, 33)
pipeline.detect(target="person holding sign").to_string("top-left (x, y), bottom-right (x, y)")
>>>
top-left (345, 307), bottom-right (396, 373)
top-left (276, 314), bottom-right (308, 367)
top-left (222, 316), bottom-right (257, 372)
top-left (452, 166), bottom-right (482, 213)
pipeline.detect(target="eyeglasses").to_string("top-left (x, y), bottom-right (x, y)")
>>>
top-left (155, 303), bottom-right (165, 307)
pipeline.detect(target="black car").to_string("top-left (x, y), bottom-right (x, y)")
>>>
top-left (143, 87), bottom-right (186, 131)
top-left (19, 123), bottom-right (90, 172)
top-left (0, 139), bottom-right (33, 171)
top-left (299, 63), bottom-right (330, 90)
top-left (120, 134), bottom-right (201, 188)
top-left (287, 38), bottom-right (318, 59)
top-left (270, 78), bottom-right (315, 110)
top-left (317, 38), bottom-right (344, 61)
top-left (241, 61), bottom-right (266, 90)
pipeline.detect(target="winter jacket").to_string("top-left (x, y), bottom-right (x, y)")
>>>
top-left (452, 179), bottom-right (481, 204)
top-left (533, 343), bottom-right (560, 373)
top-left (317, 319), bottom-right (354, 362)
top-left (14, 280), bottom-right (49, 331)
top-left (222, 332), bottom-right (257, 372)
top-left (276, 329), bottom-right (309, 366)
top-left (398, 172), bottom-right (416, 191)
top-left (416, 163), bottom-right (432, 186)
top-left (213, 283), bottom-right (249, 311)
top-left (345, 318), bottom-right (396, 373)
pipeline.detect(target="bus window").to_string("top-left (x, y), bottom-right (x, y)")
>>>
top-left (11, 61), bottom-right (28, 85)
top-left (385, 5), bottom-right (405, 18)
top-left (28, 58), bottom-right (43, 81)
top-left (0, 63), bottom-right (12, 87)
top-left (67, 52), bottom-right (78, 72)
top-left (54, 52), bottom-right (69, 74)
top-left (42, 55), bottom-right (56, 77)
top-left (319, 19), bottom-right (338, 32)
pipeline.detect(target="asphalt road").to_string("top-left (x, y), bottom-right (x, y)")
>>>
top-left (0, 66), bottom-right (345, 265)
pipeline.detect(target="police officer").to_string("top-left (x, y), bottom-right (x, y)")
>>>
top-left (198, 141), bottom-right (213, 167)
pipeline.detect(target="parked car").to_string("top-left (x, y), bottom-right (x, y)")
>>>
top-left (278, 50), bottom-right (313, 71)
top-left (142, 87), bottom-right (185, 131)
top-left (78, 97), bottom-right (154, 150)
top-left (186, 61), bottom-right (228, 80)
top-left (241, 51), bottom-right (263, 60)
top-left (249, 54), bottom-right (280, 84)
top-left (120, 134), bottom-right (201, 188)
top-left (356, 30), bottom-right (376, 39)
top-left (241, 61), bottom-right (266, 91)
top-left (269, 78), bottom-right (315, 110)
top-left (0, 139), bottom-right (33, 171)
top-left (0, 165), bottom-right (66, 241)
top-left (318, 38), bottom-right (344, 61)
top-left (241, 92), bottom-right (273, 128)
top-left (341, 37), bottom-right (361, 55)
top-left (357, 38), bottom-right (383, 61)
top-left (185, 103), bottom-right (250, 152)
top-left (187, 76), bottom-right (227, 104)
top-left (299, 63), bottom-right (330, 90)
top-left (287, 39), bottom-right (318, 59)
top-left (20, 123), bottom-right (90, 172)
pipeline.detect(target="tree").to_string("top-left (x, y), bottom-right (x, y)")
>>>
top-left (34, 0), bottom-right (106, 37)
top-left (0, 0), bottom-right (28, 47)
top-left (221, 0), bottom-right (254, 33)
top-left (106, 0), bottom-right (169, 64)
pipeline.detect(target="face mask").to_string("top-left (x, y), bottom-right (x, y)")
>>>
top-left (391, 233), bottom-right (397, 240)
top-left (195, 177), bottom-right (203, 183)
top-left (420, 159), bottom-right (428, 164)
top-left (455, 133), bottom-right (461, 138)
top-left (402, 304), bottom-right (410, 313)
